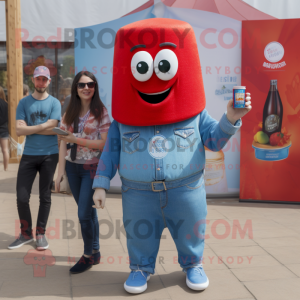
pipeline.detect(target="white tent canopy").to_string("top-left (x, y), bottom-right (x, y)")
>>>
top-left (243, 0), bottom-right (300, 19)
top-left (0, 0), bottom-right (149, 41)
top-left (1, 0), bottom-right (300, 42)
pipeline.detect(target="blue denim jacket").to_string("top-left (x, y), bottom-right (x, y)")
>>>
top-left (92, 109), bottom-right (241, 190)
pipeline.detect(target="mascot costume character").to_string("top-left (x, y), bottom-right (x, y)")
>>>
top-left (93, 18), bottom-right (251, 294)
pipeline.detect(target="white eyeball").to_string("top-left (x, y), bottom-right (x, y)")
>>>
top-left (154, 49), bottom-right (178, 81)
top-left (131, 51), bottom-right (153, 82)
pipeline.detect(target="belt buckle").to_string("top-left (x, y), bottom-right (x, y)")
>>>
top-left (151, 181), bottom-right (167, 192)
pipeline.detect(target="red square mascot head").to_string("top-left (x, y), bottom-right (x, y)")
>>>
top-left (112, 18), bottom-right (206, 126)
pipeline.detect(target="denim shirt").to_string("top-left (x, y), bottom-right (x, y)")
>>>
top-left (92, 109), bottom-right (241, 190)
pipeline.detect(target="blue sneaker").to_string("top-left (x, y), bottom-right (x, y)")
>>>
top-left (124, 270), bottom-right (150, 294)
top-left (185, 266), bottom-right (209, 290)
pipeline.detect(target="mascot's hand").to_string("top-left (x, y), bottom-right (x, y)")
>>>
top-left (227, 92), bottom-right (252, 124)
top-left (93, 188), bottom-right (106, 209)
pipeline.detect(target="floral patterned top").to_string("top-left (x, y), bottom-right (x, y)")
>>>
top-left (60, 107), bottom-right (111, 164)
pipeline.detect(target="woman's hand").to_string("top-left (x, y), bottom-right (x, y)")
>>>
top-left (55, 173), bottom-right (64, 192)
top-left (226, 92), bottom-right (252, 124)
top-left (58, 131), bottom-right (77, 144)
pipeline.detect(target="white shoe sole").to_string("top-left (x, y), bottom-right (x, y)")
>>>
top-left (36, 244), bottom-right (49, 251)
top-left (186, 277), bottom-right (209, 291)
top-left (124, 275), bottom-right (150, 294)
top-left (7, 238), bottom-right (34, 250)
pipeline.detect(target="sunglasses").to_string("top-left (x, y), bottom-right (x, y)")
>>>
top-left (77, 82), bottom-right (96, 89)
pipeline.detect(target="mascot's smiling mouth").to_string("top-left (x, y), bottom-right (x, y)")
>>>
top-left (138, 88), bottom-right (171, 104)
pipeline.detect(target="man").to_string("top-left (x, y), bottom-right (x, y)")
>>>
top-left (8, 66), bottom-right (61, 250)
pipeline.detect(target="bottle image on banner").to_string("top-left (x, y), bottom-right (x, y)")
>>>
top-left (263, 80), bottom-right (283, 137)
top-left (204, 147), bottom-right (228, 193)
top-left (252, 79), bottom-right (292, 161)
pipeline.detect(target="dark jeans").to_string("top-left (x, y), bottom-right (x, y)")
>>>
top-left (65, 161), bottom-right (100, 255)
top-left (17, 154), bottom-right (58, 236)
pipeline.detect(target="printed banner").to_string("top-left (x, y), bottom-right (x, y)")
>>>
top-left (240, 19), bottom-right (300, 202)
top-left (75, 3), bottom-right (243, 195)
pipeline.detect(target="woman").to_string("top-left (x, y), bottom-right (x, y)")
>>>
top-left (55, 71), bottom-right (111, 274)
top-left (0, 86), bottom-right (9, 171)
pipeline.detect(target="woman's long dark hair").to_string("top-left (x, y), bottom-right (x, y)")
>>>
top-left (64, 71), bottom-right (105, 126)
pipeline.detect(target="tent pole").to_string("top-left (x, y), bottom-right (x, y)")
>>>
top-left (5, 0), bottom-right (24, 163)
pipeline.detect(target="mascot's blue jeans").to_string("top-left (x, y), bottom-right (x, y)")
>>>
top-left (121, 170), bottom-right (206, 274)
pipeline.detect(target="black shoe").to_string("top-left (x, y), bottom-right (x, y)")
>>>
top-left (8, 233), bottom-right (34, 250)
top-left (36, 234), bottom-right (49, 250)
top-left (70, 255), bottom-right (94, 274)
top-left (92, 251), bottom-right (101, 265)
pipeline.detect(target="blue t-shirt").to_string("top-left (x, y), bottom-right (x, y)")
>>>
top-left (16, 95), bottom-right (61, 155)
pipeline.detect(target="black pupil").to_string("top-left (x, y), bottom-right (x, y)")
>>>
top-left (137, 62), bottom-right (149, 74)
top-left (158, 60), bottom-right (170, 73)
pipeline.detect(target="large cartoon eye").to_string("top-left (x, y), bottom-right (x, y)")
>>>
top-left (131, 51), bottom-right (153, 82)
top-left (154, 49), bottom-right (178, 81)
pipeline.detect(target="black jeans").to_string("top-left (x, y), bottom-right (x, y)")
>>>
top-left (16, 154), bottom-right (58, 236)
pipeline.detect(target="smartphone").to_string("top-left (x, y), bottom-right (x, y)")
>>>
top-left (52, 127), bottom-right (69, 136)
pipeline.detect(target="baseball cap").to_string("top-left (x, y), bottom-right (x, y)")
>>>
top-left (33, 66), bottom-right (51, 79)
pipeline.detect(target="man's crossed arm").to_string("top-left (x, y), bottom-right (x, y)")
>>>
top-left (16, 119), bottom-right (58, 137)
